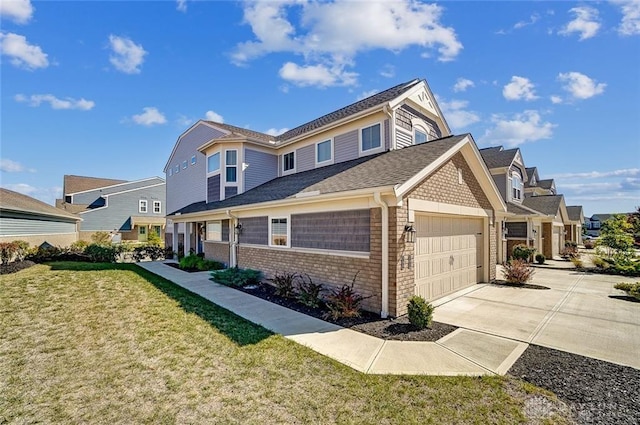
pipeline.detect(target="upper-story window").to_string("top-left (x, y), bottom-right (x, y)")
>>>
top-left (361, 123), bottom-right (381, 152)
top-left (168, 168), bottom-right (173, 177)
top-left (139, 200), bottom-right (148, 213)
top-left (174, 165), bottom-right (179, 174)
top-left (226, 150), bottom-right (237, 183)
top-left (182, 160), bottom-right (188, 170)
top-left (207, 152), bottom-right (220, 174)
top-left (316, 139), bottom-right (332, 164)
top-left (191, 155), bottom-right (197, 165)
top-left (153, 201), bottom-right (161, 214)
top-left (414, 128), bottom-right (428, 145)
top-left (283, 152), bottom-right (295, 173)
top-left (512, 171), bottom-right (523, 201)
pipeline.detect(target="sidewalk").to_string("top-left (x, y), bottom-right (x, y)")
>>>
top-left (136, 261), bottom-right (527, 376)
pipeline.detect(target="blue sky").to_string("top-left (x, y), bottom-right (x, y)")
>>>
top-left (1, 0), bottom-right (639, 217)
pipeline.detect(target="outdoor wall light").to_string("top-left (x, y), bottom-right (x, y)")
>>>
top-left (234, 223), bottom-right (243, 235)
top-left (404, 222), bottom-right (416, 243)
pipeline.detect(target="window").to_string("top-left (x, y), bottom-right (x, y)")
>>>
top-left (139, 226), bottom-right (146, 235)
top-left (168, 168), bottom-right (173, 177)
top-left (316, 139), bottom-right (332, 164)
top-left (174, 165), bottom-right (179, 174)
top-left (226, 150), bottom-right (237, 183)
top-left (139, 200), bottom-right (148, 213)
top-left (283, 152), bottom-right (295, 172)
top-left (182, 160), bottom-right (188, 169)
top-left (270, 217), bottom-right (289, 247)
top-left (152, 226), bottom-right (161, 237)
top-left (153, 201), bottom-right (161, 213)
top-left (191, 155), bottom-right (197, 165)
top-left (414, 129), bottom-right (428, 145)
top-left (206, 220), bottom-right (222, 241)
top-left (511, 172), bottom-right (523, 201)
top-left (207, 152), bottom-right (220, 173)
top-left (361, 123), bottom-right (381, 152)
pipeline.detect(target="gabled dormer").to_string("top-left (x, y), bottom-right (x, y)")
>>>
top-left (479, 146), bottom-right (527, 204)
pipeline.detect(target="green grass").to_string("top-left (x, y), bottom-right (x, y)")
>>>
top-left (1, 262), bottom-right (571, 424)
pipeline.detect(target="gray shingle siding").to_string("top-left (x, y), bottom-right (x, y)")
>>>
top-left (493, 174), bottom-right (507, 200)
top-left (0, 215), bottom-right (76, 236)
top-left (334, 129), bottom-right (359, 163)
top-left (291, 210), bottom-right (370, 252)
top-left (238, 216), bottom-right (268, 245)
top-left (296, 144), bottom-right (315, 173)
top-left (225, 186), bottom-right (238, 198)
top-left (396, 129), bottom-right (413, 149)
top-left (244, 149), bottom-right (278, 191)
top-left (207, 175), bottom-right (220, 202)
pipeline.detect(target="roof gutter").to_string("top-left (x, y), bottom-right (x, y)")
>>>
top-left (226, 210), bottom-right (238, 268)
top-left (373, 192), bottom-right (389, 319)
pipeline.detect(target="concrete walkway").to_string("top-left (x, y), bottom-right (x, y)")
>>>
top-left (136, 261), bottom-right (527, 376)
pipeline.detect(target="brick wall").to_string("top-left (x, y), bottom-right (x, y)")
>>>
top-left (237, 208), bottom-right (383, 314)
top-left (204, 242), bottom-right (230, 266)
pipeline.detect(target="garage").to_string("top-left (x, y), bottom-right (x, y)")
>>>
top-left (414, 214), bottom-right (484, 301)
top-left (552, 226), bottom-right (561, 258)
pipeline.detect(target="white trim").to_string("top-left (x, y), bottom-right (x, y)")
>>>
top-left (206, 151), bottom-right (221, 175)
top-left (407, 199), bottom-right (491, 222)
top-left (139, 200), bottom-right (148, 213)
top-left (358, 122), bottom-right (384, 156)
top-left (238, 243), bottom-right (370, 259)
top-left (67, 177), bottom-right (164, 196)
top-left (414, 126), bottom-right (428, 145)
top-left (224, 148), bottom-right (239, 185)
top-left (205, 220), bottom-right (223, 242)
top-left (268, 215), bottom-right (290, 248)
top-left (153, 200), bottom-right (162, 214)
top-left (282, 151), bottom-right (296, 175)
top-left (315, 138), bottom-right (334, 166)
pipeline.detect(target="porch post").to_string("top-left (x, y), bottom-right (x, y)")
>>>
top-left (184, 222), bottom-right (192, 256)
top-left (172, 223), bottom-right (178, 260)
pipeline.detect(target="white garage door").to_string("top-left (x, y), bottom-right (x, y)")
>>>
top-left (552, 227), bottom-right (561, 258)
top-left (415, 215), bottom-right (484, 301)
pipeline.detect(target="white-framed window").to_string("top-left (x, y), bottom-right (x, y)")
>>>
top-left (153, 201), bottom-right (161, 213)
top-left (139, 200), bottom-right (148, 213)
top-left (152, 226), bottom-right (162, 237)
top-left (191, 155), bottom-right (197, 165)
top-left (182, 160), bottom-right (188, 169)
top-left (414, 128), bottom-right (428, 145)
top-left (360, 123), bottom-right (382, 153)
top-left (283, 151), bottom-right (295, 173)
top-left (511, 171), bottom-right (523, 201)
top-left (225, 150), bottom-right (237, 183)
top-left (269, 217), bottom-right (290, 247)
top-left (207, 152), bottom-right (220, 174)
top-left (174, 165), bottom-right (179, 174)
top-left (316, 139), bottom-right (332, 165)
top-left (168, 168), bottom-right (173, 177)
top-left (206, 220), bottom-right (222, 241)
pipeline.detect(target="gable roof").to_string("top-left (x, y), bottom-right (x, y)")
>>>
top-left (522, 195), bottom-right (565, 217)
top-left (479, 146), bottom-right (520, 169)
top-left (506, 202), bottom-right (540, 216)
top-left (171, 134), bottom-right (469, 216)
top-left (566, 206), bottom-right (584, 222)
top-left (64, 175), bottom-right (127, 195)
top-left (202, 121), bottom-right (274, 144)
top-left (524, 167), bottom-right (539, 187)
top-left (0, 188), bottom-right (80, 221)
top-left (537, 179), bottom-right (555, 190)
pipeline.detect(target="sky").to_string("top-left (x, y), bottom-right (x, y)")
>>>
top-left (1, 0), bottom-right (639, 217)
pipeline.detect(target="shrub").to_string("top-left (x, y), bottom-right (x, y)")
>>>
top-left (85, 243), bottom-right (120, 263)
top-left (164, 247), bottom-right (175, 260)
top-left (407, 295), bottom-right (434, 330)
top-left (211, 267), bottom-right (261, 287)
top-left (91, 231), bottom-right (112, 245)
top-left (146, 230), bottom-right (163, 246)
top-left (561, 242), bottom-right (579, 259)
top-left (583, 239), bottom-right (595, 249)
top-left (570, 257), bottom-right (584, 269)
top-left (12, 240), bottom-right (29, 261)
top-left (132, 244), bottom-right (165, 262)
top-left (512, 244), bottom-right (535, 262)
top-left (179, 253), bottom-right (201, 270)
top-left (268, 271), bottom-right (298, 298)
top-left (70, 240), bottom-right (89, 253)
top-left (324, 272), bottom-right (371, 320)
top-left (614, 282), bottom-right (640, 300)
top-left (502, 259), bottom-right (535, 284)
top-left (592, 256), bottom-right (609, 269)
top-left (296, 274), bottom-right (324, 308)
top-left (535, 253), bottom-right (546, 265)
top-left (0, 242), bottom-right (18, 264)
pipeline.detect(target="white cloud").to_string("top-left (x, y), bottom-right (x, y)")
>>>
top-left (264, 128), bottom-right (289, 136)
top-left (559, 6), bottom-right (601, 40)
top-left (279, 62), bottom-right (357, 87)
top-left (1, 158), bottom-right (35, 173)
top-left (380, 64), bottom-right (395, 78)
top-left (1, 183), bottom-right (62, 205)
top-left (15, 93), bottom-right (95, 110)
top-left (557, 71), bottom-right (606, 100)
top-left (550, 95), bottom-right (563, 104)
top-left (0, 32), bottom-right (48, 69)
top-left (438, 99), bottom-right (480, 130)
top-left (503, 76), bottom-right (538, 101)
top-left (453, 77), bottom-right (474, 92)
top-left (0, 0), bottom-right (34, 24)
top-left (550, 168), bottom-right (640, 179)
top-left (481, 110), bottom-right (555, 147)
top-left (233, 0), bottom-right (462, 87)
top-left (131, 107), bottom-right (167, 126)
top-left (514, 13), bottom-right (540, 29)
top-left (356, 89), bottom-right (379, 101)
top-left (108, 34), bottom-right (147, 74)
top-left (176, 0), bottom-right (187, 13)
top-left (614, 0), bottom-right (640, 36)
top-left (204, 110), bottom-right (224, 123)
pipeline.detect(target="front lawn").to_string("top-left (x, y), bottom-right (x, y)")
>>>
top-left (1, 263), bottom-right (570, 424)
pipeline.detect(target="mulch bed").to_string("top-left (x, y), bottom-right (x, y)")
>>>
top-left (508, 344), bottom-right (640, 425)
top-left (0, 260), bottom-right (36, 275)
top-left (236, 282), bottom-right (457, 341)
top-left (491, 280), bottom-right (550, 290)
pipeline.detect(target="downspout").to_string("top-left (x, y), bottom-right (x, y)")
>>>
top-left (373, 192), bottom-right (389, 319)
top-left (226, 210), bottom-right (238, 268)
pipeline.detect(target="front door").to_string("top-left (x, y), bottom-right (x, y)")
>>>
top-left (138, 225), bottom-right (148, 242)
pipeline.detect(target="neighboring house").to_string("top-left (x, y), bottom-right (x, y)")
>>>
top-left (584, 213), bottom-right (616, 237)
top-left (479, 146), bottom-right (574, 260)
top-left (0, 188), bottom-right (80, 247)
top-left (56, 175), bottom-right (166, 242)
top-left (565, 206), bottom-right (585, 245)
top-left (165, 78), bottom-right (507, 317)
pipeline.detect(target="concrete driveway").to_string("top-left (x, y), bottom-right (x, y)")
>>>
top-left (433, 267), bottom-right (640, 369)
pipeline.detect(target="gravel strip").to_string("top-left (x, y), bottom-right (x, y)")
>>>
top-left (508, 344), bottom-right (640, 425)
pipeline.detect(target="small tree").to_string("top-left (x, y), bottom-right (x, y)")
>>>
top-left (91, 231), bottom-right (112, 245)
top-left (597, 214), bottom-right (634, 258)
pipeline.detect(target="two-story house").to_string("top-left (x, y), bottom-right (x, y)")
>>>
top-left (56, 175), bottom-right (166, 243)
top-left (165, 78), bottom-right (507, 318)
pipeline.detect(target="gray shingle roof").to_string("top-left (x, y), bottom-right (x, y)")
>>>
top-left (479, 146), bottom-right (519, 169)
top-left (506, 202), bottom-right (538, 216)
top-left (171, 134), bottom-right (467, 216)
top-left (537, 179), bottom-right (555, 190)
top-left (524, 167), bottom-right (539, 187)
top-left (566, 206), bottom-right (584, 222)
top-left (1, 188), bottom-right (80, 221)
top-left (202, 121), bottom-right (275, 144)
top-left (64, 175), bottom-right (127, 195)
top-left (523, 195), bottom-right (564, 216)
